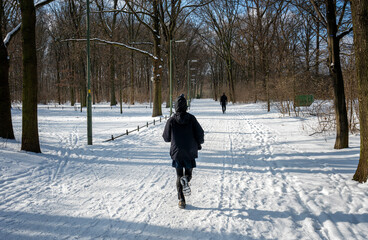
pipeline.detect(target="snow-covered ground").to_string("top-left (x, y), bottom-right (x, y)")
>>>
top-left (1, 99), bottom-right (367, 240)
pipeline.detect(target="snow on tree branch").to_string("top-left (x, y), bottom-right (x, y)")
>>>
top-left (3, 24), bottom-right (20, 47)
top-left (3, 0), bottom-right (55, 47)
top-left (35, 0), bottom-right (55, 8)
top-left (63, 38), bottom-right (159, 60)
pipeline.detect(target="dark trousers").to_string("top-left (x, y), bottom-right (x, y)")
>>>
top-left (221, 103), bottom-right (226, 113)
top-left (175, 168), bottom-right (192, 200)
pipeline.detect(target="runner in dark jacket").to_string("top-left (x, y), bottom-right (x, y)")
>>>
top-left (163, 94), bottom-right (204, 209)
top-left (220, 93), bottom-right (228, 113)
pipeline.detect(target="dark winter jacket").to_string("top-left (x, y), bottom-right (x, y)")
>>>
top-left (220, 94), bottom-right (228, 105)
top-left (163, 96), bottom-right (204, 168)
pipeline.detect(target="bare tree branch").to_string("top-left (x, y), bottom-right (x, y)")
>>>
top-left (125, 1), bottom-right (155, 34)
top-left (309, 0), bottom-right (327, 26)
top-left (337, 27), bottom-right (353, 40)
top-left (3, 0), bottom-right (55, 47)
top-left (337, 0), bottom-right (349, 29)
top-left (63, 38), bottom-right (160, 60)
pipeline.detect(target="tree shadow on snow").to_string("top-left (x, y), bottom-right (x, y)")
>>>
top-left (197, 146), bottom-right (360, 176)
top-left (0, 210), bottom-right (249, 240)
top-left (186, 205), bottom-right (368, 226)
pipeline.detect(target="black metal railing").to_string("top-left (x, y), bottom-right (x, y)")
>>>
top-left (103, 116), bottom-right (168, 142)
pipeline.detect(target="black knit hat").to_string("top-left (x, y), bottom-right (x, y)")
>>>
top-left (175, 94), bottom-right (187, 113)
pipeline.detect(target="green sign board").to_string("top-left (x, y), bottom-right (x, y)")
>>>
top-left (295, 95), bottom-right (314, 107)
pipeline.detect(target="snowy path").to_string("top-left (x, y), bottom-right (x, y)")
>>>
top-left (0, 99), bottom-right (367, 239)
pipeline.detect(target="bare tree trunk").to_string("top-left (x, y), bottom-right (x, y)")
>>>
top-left (80, 60), bottom-right (86, 109)
top-left (352, 0), bottom-right (368, 183)
top-left (165, 40), bottom-right (170, 109)
top-left (0, 52), bottom-right (15, 139)
top-left (20, 0), bottom-right (41, 153)
top-left (66, 43), bottom-right (76, 106)
top-left (305, 22), bottom-right (311, 72)
top-left (252, 42), bottom-right (257, 103)
top-left (110, 45), bottom-right (117, 106)
top-left (315, 20), bottom-right (320, 75)
top-left (266, 71), bottom-right (270, 112)
top-left (55, 47), bottom-right (61, 105)
top-left (326, 0), bottom-right (349, 149)
top-left (120, 71), bottom-right (124, 114)
top-left (152, 0), bottom-right (163, 117)
top-left (210, 61), bottom-right (218, 101)
top-left (145, 57), bottom-right (150, 97)
top-left (70, 86), bottom-right (75, 106)
top-left (0, 0), bottom-right (15, 140)
top-left (128, 11), bottom-right (135, 105)
top-left (226, 54), bottom-right (236, 103)
top-left (130, 51), bottom-right (135, 104)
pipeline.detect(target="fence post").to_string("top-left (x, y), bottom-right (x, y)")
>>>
top-left (160, 117), bottom-right (161, 122)
top-left (111, 135), bottom-right (114, 141)
top-left (154, 119), bottom-right (155, 125)
top-left (138, 125), bottom-right (139, 131)
top-left (147, 122), bottom-right (148, 127)
top-left (126, 129), bottom-right (128, 135)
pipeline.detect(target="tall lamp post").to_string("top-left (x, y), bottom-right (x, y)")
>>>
top-left (187, 60), bottom-right (197, 108)
top-left (169, 39), bottom-right (185, 116)
top-left (86, 0), bottom-right (92, 145)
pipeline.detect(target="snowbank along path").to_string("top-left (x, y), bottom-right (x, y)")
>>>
top-left (0, 99), bottom-right (367, 239)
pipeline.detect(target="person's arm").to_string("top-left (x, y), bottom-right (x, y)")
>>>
top-left (162, 119), bottom-right (172, 142)
top-left (193, 116), bottom-right (204, 145)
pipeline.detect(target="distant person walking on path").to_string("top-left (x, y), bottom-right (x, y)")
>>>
top-left (220, 93), bottom-right (228, 113)
top-left (163, 94), bottom-right (204, 209)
